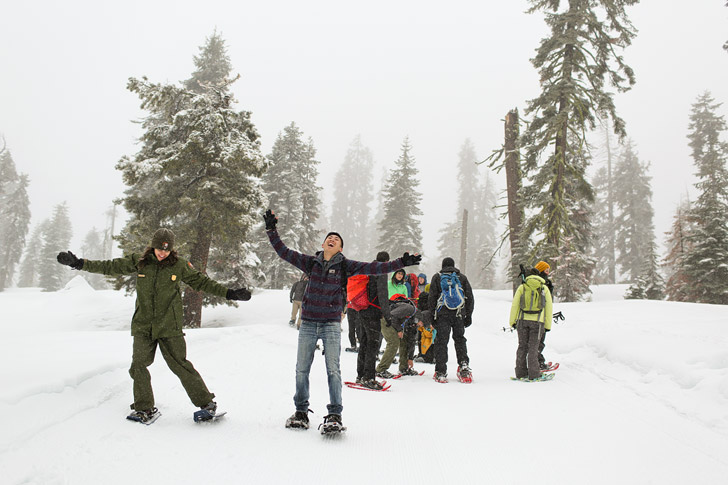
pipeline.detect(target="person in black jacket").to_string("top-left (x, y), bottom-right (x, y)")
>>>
top-left (289, 274), bottom-right (309, 329)
top-left (354, 251), bottom-right (393, 390)
top-left (428, 257), bottom-right (475, 383)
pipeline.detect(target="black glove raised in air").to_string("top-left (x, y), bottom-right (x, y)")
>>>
top-left (57, 251), bottom-right (84, 270)
top-left (263, 209), bottom-right (278, 231)
top-left (401, 252), bottom-right (422, 266)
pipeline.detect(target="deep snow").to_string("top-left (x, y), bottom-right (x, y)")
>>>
top-left (1, 277), bottom-right (727, 484)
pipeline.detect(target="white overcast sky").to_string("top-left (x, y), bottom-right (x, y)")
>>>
top-left (1, 0), bottom-right (726, 262)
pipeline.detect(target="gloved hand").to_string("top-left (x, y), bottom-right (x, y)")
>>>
top-left (464, 315), bottom-right (472, 328)
top-left (226, 288), bottom-right (252, 301)
top-left (263, 209), bottom-right (278, 231)
top-left (401, 252), bottom-right (422, 266)
top-left (57, 251), bottom-right (84, 270)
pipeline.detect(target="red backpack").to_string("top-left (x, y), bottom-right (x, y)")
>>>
top-left (347, 275), bottom-right (371, 311)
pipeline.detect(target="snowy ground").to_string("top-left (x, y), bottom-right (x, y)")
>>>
top-left (1, 277), bottom-right (727, 485)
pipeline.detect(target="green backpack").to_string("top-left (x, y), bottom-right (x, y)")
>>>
top-left (519, 277), bottom-right (546, 318)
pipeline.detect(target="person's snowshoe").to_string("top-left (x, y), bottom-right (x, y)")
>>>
top-left (401, 367), bottom-right (420, 376)
top-left (319, 414), bottom-right (346, 435)
top-left (127, 407), bottom-right (161, 425)
top-left (376, 370), bottom-right (394, 379)
top-left (433, 372), bottom-right (448, 383)
top-left (360, 379), bottom-right (384, 390)
top-left (457, 363), bottom-right (473, 383)
top-left (194, 401), bottom-right (226, 422)
top-left (285, 409), bottom-right (312, 429)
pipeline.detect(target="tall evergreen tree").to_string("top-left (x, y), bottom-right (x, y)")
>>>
top-left (17, 222), bottom-right (47, 287)
top-left (521, 0), bottom-right (637, 297)
top-left (436, 140), bottom-right (479, 268)
top-left (330, 135), bottom-right (375, 260)
top-left (0, 146), bottom-right (31, 290)
top-left (681, 92), bottom-right (728, 304)
top-left (613, 141), bottom-right (656, 282)
top-left (38, 203), bottom-right (73, 292)
top-left (116, 32), bottom-right (267, 327)
top-left (663, 199), bottom-right (694, 302)
top-left (377, 137), bottom-right (423, 258)
top-left (258, 122), bottom-right (322, 288)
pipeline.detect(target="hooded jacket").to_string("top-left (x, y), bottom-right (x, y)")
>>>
top-left (509, 274), bottom-right (553, 329)
top-left (388, 270), bottom-right (409, 299)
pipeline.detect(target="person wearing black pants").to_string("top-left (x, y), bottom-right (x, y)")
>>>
top-left (428, 257), bottom-right (475, 383)
top-left (344, 310), bottom-right (361, 352)
top-left (355, 251), bottom-right (393, 390)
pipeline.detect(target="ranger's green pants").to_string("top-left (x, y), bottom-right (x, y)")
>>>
top-left (129, 335), bottom-right (215, 411)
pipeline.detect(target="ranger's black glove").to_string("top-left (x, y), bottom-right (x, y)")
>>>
top-left (464, 315), bottom-right (472, 328)
top-left (264, 209), bottom-right (278, 231)
top-left (226, 288), bottom-right (252, 301)
top-left (401, 252), bottom-right (422, 266)
top-left (57, 251), bottom-right (84, 270)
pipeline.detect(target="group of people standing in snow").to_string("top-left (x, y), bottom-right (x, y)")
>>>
top-left (55, 209), bottom-right (555, 432)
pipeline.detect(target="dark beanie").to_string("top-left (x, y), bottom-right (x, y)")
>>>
top-left (442, 257), bottom-right (455, 269)
top-left (151, 228), bottom-right (175, 251)
top-left (376, 251), bottom-right (390, 262)
top-left (324, 231), bottom-right (344, 247)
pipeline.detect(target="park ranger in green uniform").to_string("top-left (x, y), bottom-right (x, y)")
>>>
top-left (57, 228), bottom-right (251, 424)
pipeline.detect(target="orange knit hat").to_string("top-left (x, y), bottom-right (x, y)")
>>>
top-left (534, 261), bottom-right (550, 273)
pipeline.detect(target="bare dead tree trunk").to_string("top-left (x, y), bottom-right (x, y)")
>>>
top-left (460, 209), bottom-right (468, 273)
top-left (504, 109), bottom-right (523, 293)
top-left (183, 222), bottom-right (213, 329)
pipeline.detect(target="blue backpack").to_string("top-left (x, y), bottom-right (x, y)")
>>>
top-left (437, 272), bottom-right (465, 314)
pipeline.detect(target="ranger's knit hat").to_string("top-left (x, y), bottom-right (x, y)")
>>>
top-left (534, 261), bottom-right (550, 273)
top-left (442, 257), bottom-right (455, 269)
top-left (324, 231), bottom-right (344, 248)
top-left (151, 228), bottom-right (175, 251)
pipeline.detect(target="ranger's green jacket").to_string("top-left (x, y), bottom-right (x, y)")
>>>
top-left (82, 253), bottom-right (229, 339)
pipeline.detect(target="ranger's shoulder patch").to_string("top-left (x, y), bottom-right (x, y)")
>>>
top-left (188, 261), bottom-right (195, 269)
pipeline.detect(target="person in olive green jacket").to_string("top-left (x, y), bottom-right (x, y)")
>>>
top-left (509, 272), bottom-right (553, 380)
top-left (56, 228), bottom-right (252, 424)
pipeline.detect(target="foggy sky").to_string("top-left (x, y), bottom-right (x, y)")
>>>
top-left (1, 0), bottom-right (726, 267)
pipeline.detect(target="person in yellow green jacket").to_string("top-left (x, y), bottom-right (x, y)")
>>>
top-left (509, 270), bottom-right (553, 380)
top-left (56, 228), bottom-right (252, 424)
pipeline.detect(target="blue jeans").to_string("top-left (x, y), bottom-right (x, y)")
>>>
top-left (294, 320), bottom-right (343, 415)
